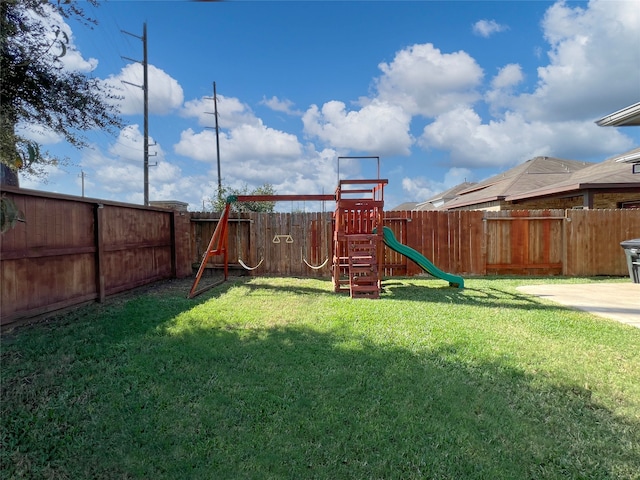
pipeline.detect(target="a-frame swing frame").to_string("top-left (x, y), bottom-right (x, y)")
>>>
top-left (188, 193), bottom-right (335, 298)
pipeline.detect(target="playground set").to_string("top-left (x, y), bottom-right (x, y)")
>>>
top-left (188, 158), bottom-right (464, 299)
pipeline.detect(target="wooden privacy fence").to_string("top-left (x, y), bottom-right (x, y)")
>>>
top-left (2, 185), bottom-right (638, 327)
top-left (192, 209), bottom-right (640, 279)
top-left (1, 187), bottom-right (191, 326)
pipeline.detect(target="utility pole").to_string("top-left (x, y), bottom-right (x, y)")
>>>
top-left (213, 81), bottom-right (222, 196)
top-left (122, 22), bottom-right (150, 206)
top-left (205, 82), bottom-right (222, 202)
top-left (78, 170), bottom-right (86, 197)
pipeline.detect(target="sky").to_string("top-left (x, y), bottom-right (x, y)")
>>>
top-left (16, 0), bottom-right (640, 211)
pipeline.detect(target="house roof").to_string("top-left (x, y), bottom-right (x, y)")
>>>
top-left (595, 102), bottom-right (640, 127)
top-left (389, 201), bottom-right (418, 211)
top-left (507, 147), bottom-right (640, 201)
top-left (443, 157), bottom-right (593, 209)
top-left (413, 182), bottom-right (477, 211)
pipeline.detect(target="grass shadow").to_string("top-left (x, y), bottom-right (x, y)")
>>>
top-left (3, 276), bottom-right (638, 479)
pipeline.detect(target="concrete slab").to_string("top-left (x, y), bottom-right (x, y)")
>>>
top-left (517, 283), bottom-right (640, 328)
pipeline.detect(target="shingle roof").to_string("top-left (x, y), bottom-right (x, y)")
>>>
top-left (507, 147), bottom-right (640, 201)
top-left (414, 182), bottom-right (477, 211)
top-left (389, 201), bottom-right (418, 211)
top-left (443, 157), bottom-right (593, 209)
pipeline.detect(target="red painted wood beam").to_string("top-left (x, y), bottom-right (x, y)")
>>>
top-left (231, 194), bottom-right (335, 203)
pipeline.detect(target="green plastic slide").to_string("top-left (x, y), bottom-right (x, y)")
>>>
top-left (376, 226), bottom-right (464, 288)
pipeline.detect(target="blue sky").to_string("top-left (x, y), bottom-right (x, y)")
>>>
top-left (18, 0), bottom-right (640, 211)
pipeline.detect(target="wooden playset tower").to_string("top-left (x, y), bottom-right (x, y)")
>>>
top-left (332, 178), bottom-right (388, 299)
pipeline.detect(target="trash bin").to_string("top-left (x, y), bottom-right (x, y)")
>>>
top-left (620, 238), bottom-right (640, 283)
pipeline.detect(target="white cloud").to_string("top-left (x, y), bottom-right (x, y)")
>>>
top-left (18, 162), bottom-right (68, 189)
top-left (444, 167), bottom-right (474, 186)
top-left (374, 43), bottom-right (484, 117)
top-left (260, 96), bottom-right (302, 115)
top-left (516, 0), bottom-right (640, 121)
top-left (175, 121), bottom-right (338, 209)
top-left (401, 177), bottom-right (439, 202)
top-left (181, 95), bottom-right (260, 128)
top-left (106, 124), bottom-right (164, 164)
top-left (174, 129), bottom-right (218, 162)
top-left (491, 64), bottom-right (524, 90)
top-left (302, 100), bottom-right (412, 155)
top-left (485, 64), bottom-right (525, 113)
top-left (224, 122), bottom-right (303, 161)
top-left (401, 167), bottom-right (473, 202)
top-left (22, 3), bottom-right (98, 73)
top-left (175, 120), bottom-right (302, 166)
top-left (15, 123), bottom-right (63, 146)
top-left (76, 126), bottom-right (198, 206)
top-left (414, 0), bottom-right (639, 172)
top-left (103, 63), bottom-right (184, 115)
top-left (472, 19), bottom-right (509, 38)
top-left (420, 107), bottom-right (633, 168)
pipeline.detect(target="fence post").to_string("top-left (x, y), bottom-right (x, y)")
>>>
top-left (94, 203), bottom-right (105, 302)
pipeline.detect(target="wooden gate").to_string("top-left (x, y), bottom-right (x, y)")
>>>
top-left (484, 210), bottom-right (565, 275)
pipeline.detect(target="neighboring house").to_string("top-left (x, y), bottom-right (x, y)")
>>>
top-left (506, 148), bottom-right (640, 210)
top-left (389, 201), bottom-right (419, 211)
top-left (440, 156), bottom-right (594, 211)
top-left (412, 182), bottom-right (476, 211)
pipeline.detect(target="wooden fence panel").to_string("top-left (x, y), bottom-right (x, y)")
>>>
top-left (101, 205), bottom-right (173, 295)
top-left (564, 209), bottom-right (640, 276)
top-left (382, 212), bottom-right (410, 276)
top-left (1, 188), bottom-right (188, 326)
top-left (1, 192), bottom-right (98, 323)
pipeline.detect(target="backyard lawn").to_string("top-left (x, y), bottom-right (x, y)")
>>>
top-left (1, 276), bottom-right (639, 479)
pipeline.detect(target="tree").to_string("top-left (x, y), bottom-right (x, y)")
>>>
top-left (211, 183), bottom-right (277, 213)
top-left (0, 0), bottom-right (122, 184)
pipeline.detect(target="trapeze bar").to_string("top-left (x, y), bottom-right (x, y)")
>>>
top-left (273, 234), bottom-right (294, 243)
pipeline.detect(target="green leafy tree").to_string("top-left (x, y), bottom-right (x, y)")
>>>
top-left (211, 183), bottom-right (277, 213)
top-left (0, 0), bottom-right (122, 184)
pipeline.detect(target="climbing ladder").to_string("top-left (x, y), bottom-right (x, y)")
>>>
top-left (347, 234), bottom-right (380, 299)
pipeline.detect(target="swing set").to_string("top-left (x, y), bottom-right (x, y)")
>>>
top-left (188, 156), bottom-right (403, 300)
top-left (188, 193), bottom-right (335, 298)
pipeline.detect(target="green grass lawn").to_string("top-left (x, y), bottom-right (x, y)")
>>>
top-left (1, 276), bottom-right (639, 479)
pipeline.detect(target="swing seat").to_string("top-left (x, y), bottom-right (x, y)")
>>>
top-left (238, 257), bottom-right (264, 271)
top-left (303, 257), bottom-right (329, 270)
